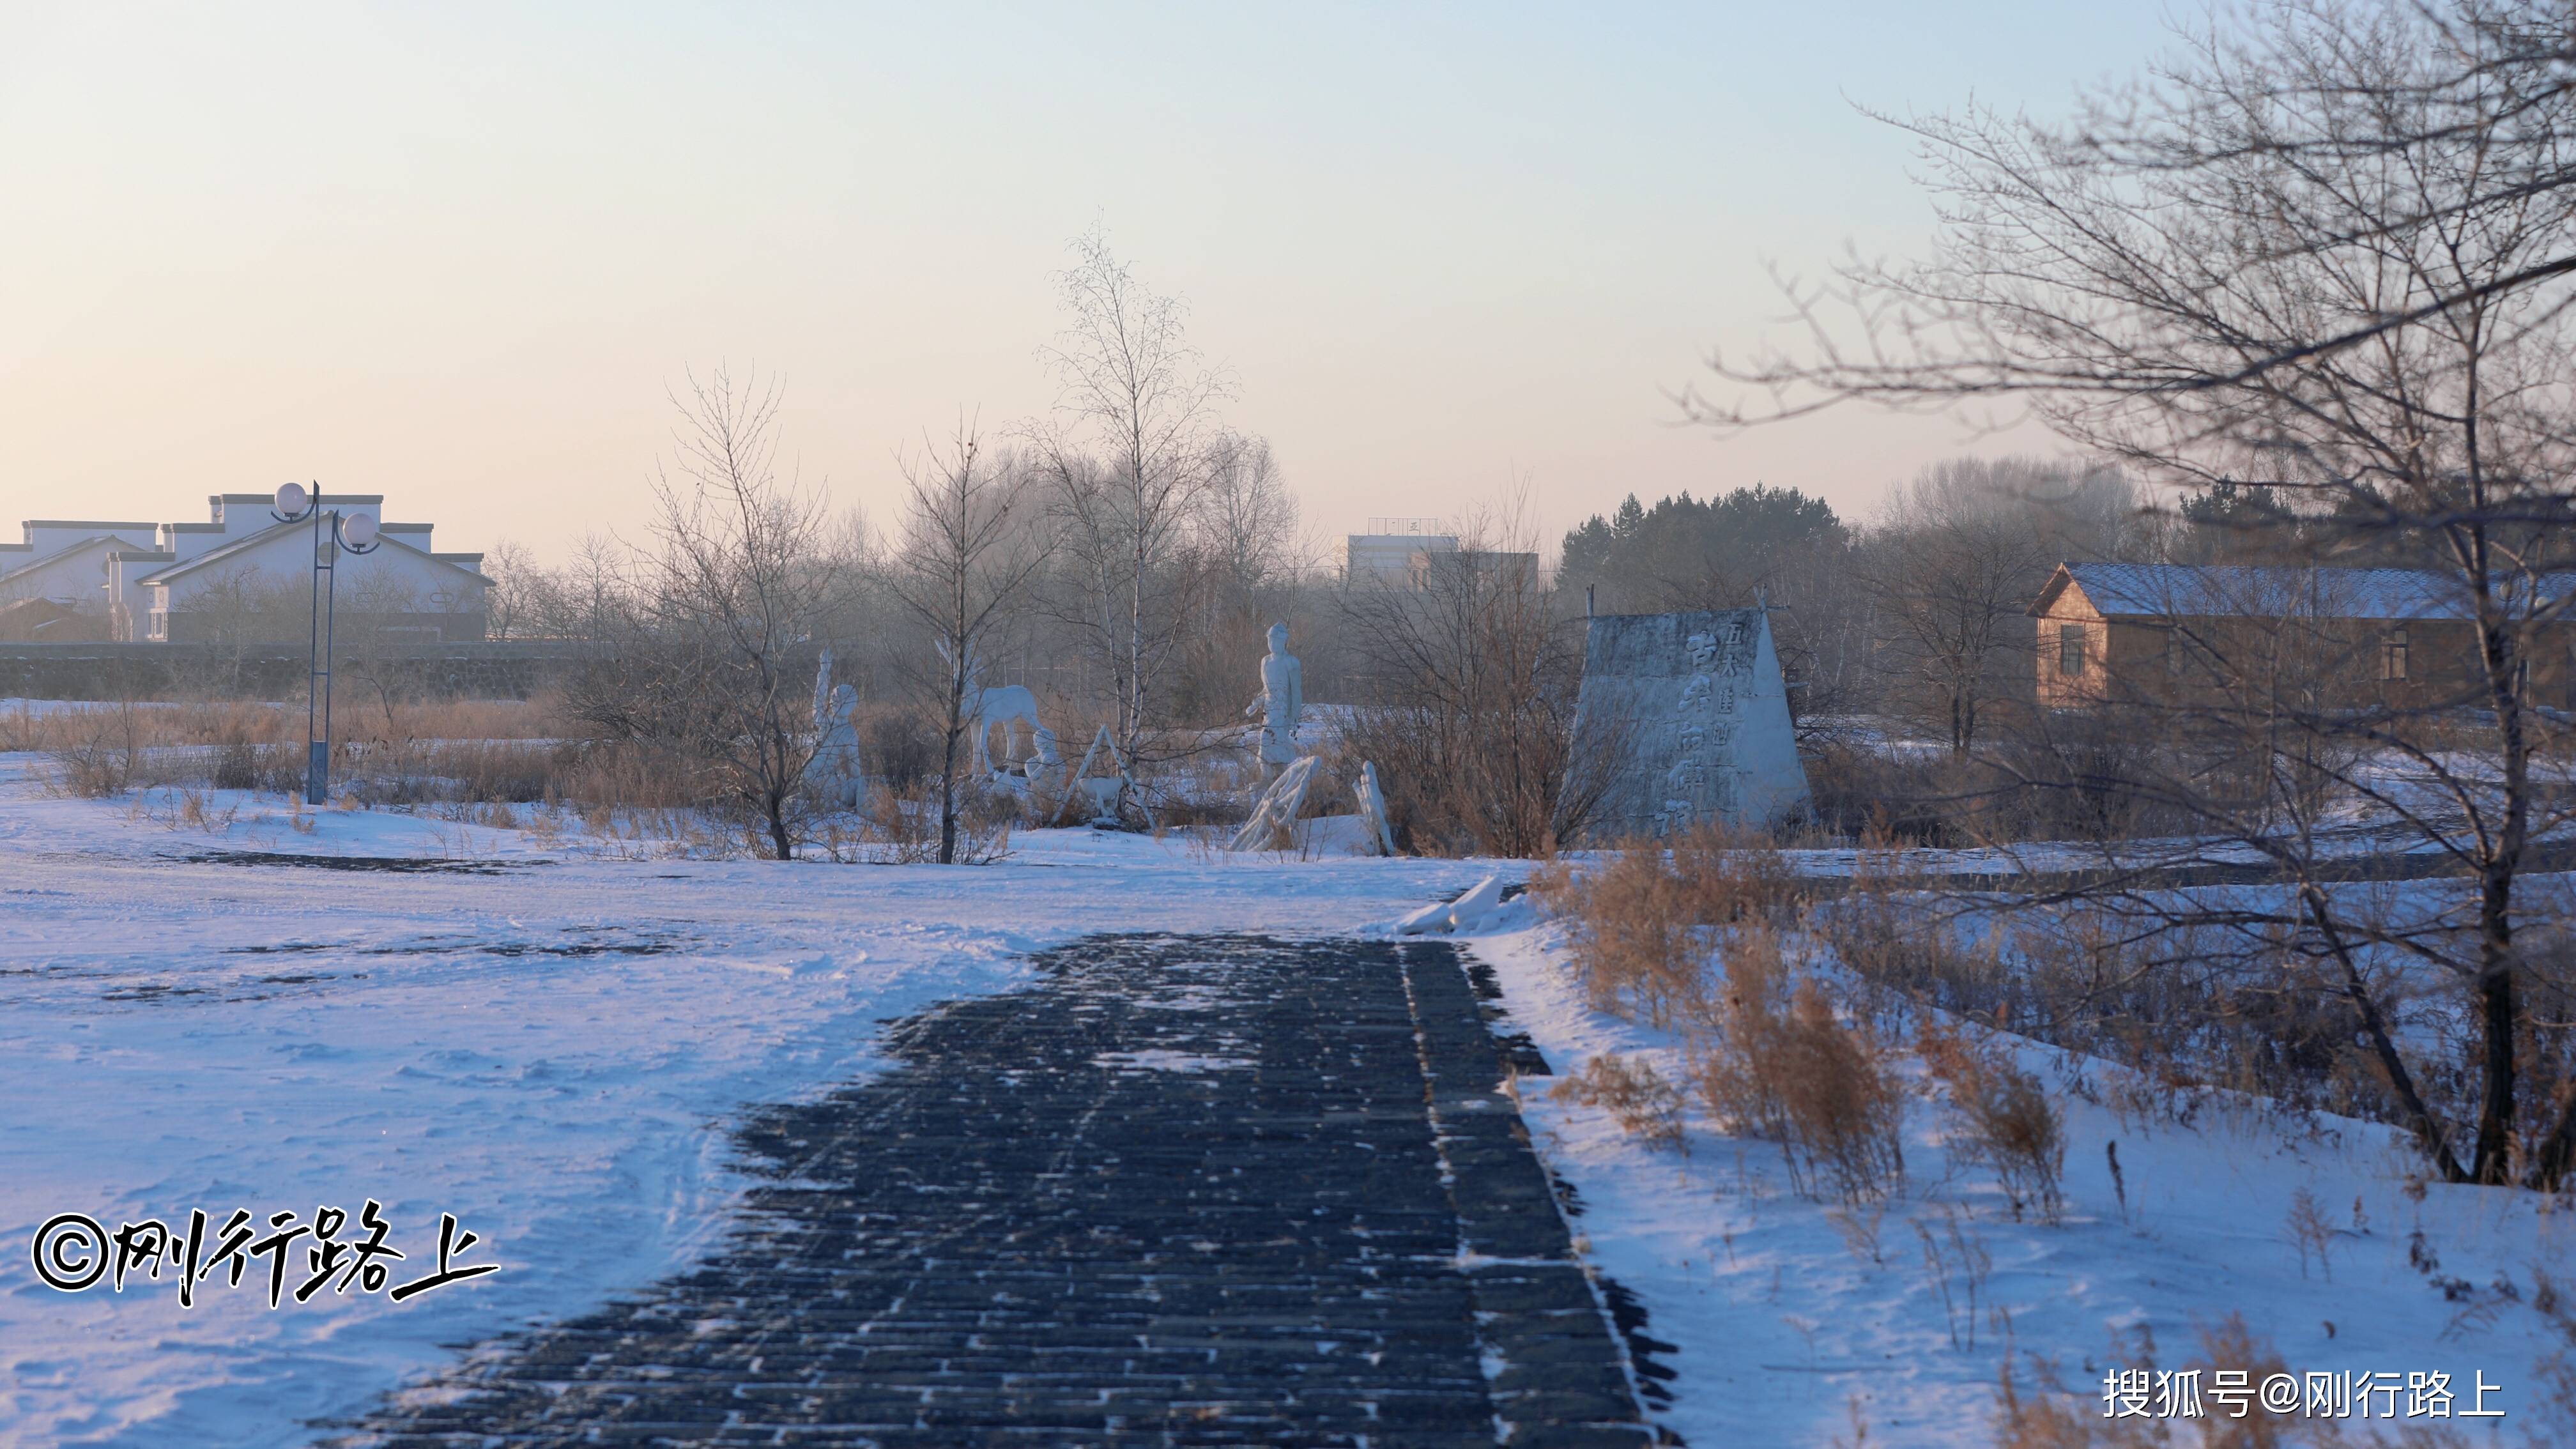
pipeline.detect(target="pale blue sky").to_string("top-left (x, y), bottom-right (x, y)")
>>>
top-left (0, 2), bottom-right (2186, 558)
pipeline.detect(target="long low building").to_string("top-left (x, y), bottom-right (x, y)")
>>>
top-left (0, 494), bottom-right (487, 643)
top-left (2027, 560), bottom-right (2575, 710)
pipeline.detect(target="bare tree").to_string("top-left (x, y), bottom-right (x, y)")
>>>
top-left (482, 540), bottom-right (544, 641)
top-left (614, 365), bottom-right (861, 861)
top-left (1694, 0), bottom-right (2576, 1187)
top-left (1197, 431), bottom-right (1299, 595)
top-left (2073, 0), bottom-right (2576, 374)
top-left (1870, 459), bottom-right (2131, 753)
top-left (1338, 496), bottom-right (1598, 857)
top-left (888, 418), bottom-right (1052, 864)
top-left (1028, 231), bottom-right (1235, 813)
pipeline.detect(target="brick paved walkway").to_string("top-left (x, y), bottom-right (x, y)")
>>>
top-left (334, 934), bottom-right (1658, 1447)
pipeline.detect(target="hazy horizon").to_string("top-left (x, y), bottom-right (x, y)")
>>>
top-left (0, 2), bottom-right (2184, 562)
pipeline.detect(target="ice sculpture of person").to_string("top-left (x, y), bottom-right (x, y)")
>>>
top-left (806, 652), bottom-right (866, 808)
top-left (1243, 621), bottom-right (1303, 785)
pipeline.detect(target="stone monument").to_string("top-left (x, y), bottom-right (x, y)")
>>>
top-left (1243, 622), bottom-right (1303, 785)
top-left (1562, 608), bottom-right (1810, 842)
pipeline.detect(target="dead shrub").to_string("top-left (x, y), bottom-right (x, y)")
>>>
top-left (2281, 1188), bottom-right (2336, 1280)
top-left (1816, 859), bottom-right (2014, 1032)
top-left (1830, 885), bottom-right (2414, 1143)
top-left (2186, 1315), bottom-right (2339, 1449)
top-left (1542, 845), bottom-right (1712, 1027)
top-left (1550, 1054), bottom-right (1686, 1150)
top-left (1667, 821), bottom-right (1804, 924)
top-left (1920, 1022), bottom-right (2066, 1223)
top-left (2531, 1269), bottom-right (2576, 1449)
top-left (44, 701), bottom-right (150, 797)
top-left (1990, 1355), bottom-right (2162, 1449)
top-left (1537, 824), bottom-right (1803, 1027)
top-left (1989, 1314), bottom-right (2426, 1449)
top-left (848, 779), bottom-right (1014, 864)
top-left (551, 740), bottom-right (709, 812)
top-left (51, 738), bottom-right (137, 797)
top-left (1697, 927), bottom-right (1907, 1204)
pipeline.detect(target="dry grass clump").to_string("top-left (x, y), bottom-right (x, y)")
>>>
top-left (1991, 1317), bottom-right (2315, 1449)
top-left (25, 695), bottom-right (572, 802)
top-left (1697, 926), bottom-right (1908, 1204)
top-left (1814, 852), bottom-right (2016, 1034)
top-left (1537, 845), bottom-right (1712, 1025)
top-left (1919, 1022), bottom-right (2066, 1223)
top-left (1533, 824), bottom-right (1803, 1027)
top-left (1550, 1054), bottom-right (1687, 1151)
top-left (1990, 1354), bottom-right (2161, 1449)
top-left (1823, 877), bottom-right (2415, 1139)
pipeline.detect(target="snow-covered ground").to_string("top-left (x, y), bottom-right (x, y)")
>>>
top-left (9, 736), bottom-right (2572, 1446)
top-left (1457, 902), bottom-right (2576, 1446)
top-left (0, 756), bottom-right (1494, 1447)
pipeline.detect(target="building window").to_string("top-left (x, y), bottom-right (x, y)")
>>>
top-left (2382, 629), bottom-right (2409, 681)
top-left (2058, 624), bottom-right (2086, 677)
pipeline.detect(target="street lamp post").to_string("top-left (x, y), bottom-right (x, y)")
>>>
top-left (271, 482), bottom-right (381, 804)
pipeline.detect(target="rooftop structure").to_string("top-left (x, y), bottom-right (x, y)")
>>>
top-left (0, 493), bottom-right (487, 643)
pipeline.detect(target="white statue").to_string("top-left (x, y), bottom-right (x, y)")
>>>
top-left (970, 684), bottom-right (1056, 780)
top-left (935, 641), bottom-right (1060, 781)
top-left (1243, 621), bottom-right (1303, 785)
top-left (1353, 760), bottom-right (1397, 857)
top-left (806, 650), bottom-right (866, 809)
top-left (1230, 754), bottom-right (1320, 852)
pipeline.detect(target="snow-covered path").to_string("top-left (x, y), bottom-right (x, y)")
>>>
top-left (0, 763), bottom-right (1501, 1446)
top-left (336, 933), bottom-right (1651, 1447)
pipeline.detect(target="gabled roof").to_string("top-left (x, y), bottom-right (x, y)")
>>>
top-left (133, 516), bottom-right (309, 583)
top-left (137, 518), bottom-right (488, 591)
top-left (0, 533), bottom-right (135, 585)
top-left (2032, 562), bottom-right (2505, 622)
top-left (0, 597), bottom-right (80, 627)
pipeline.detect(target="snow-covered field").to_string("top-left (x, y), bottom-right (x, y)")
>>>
top-left (1459, 903), bottom-right (2576, 1446)
top-left (0, 756), bottom-right (1493, 1446)
top-left (7, 739), bottom-right (2572, 1446)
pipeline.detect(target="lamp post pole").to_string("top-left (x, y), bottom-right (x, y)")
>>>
top-left (270, 483), bottom-right (381, 804)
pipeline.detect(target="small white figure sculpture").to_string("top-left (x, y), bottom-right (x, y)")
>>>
top-left (1230, 753), bottom-right (1319, 852)
top-left (1053, 723), bottom-right (1143, 828)
top-left (806, 650), bottom-right (867, 809)
top-left (1243, 621), bottom-right (1304, 785)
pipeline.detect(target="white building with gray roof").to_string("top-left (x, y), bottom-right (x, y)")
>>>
top-left (1, 493), bottom-right (486, 643)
